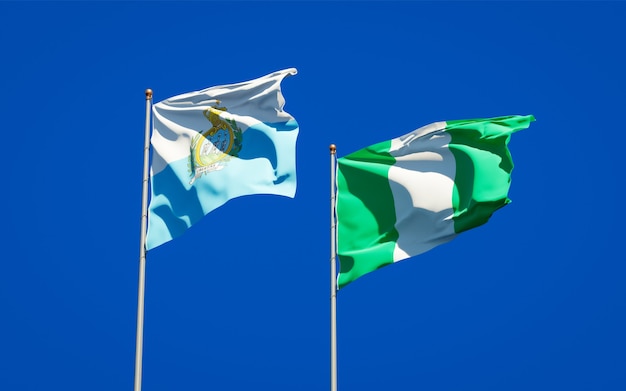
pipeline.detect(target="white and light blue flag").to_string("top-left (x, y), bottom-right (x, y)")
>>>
top-left (146, 69), bottom-right (299, 250)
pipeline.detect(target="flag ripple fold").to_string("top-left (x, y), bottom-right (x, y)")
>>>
top-left (336, 115), bottom-right (535, 288)
top-left (146, 69), bottom-right (299, 250)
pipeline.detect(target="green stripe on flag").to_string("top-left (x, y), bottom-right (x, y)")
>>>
top-left (447, 115), bottom-right (534, 233)
top-left (336, 140), bottom-right (397, 288)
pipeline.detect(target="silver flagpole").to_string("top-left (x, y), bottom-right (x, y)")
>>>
top-left (330, 144), bottom-right (338, 391)
top-left (134, 88), bottom-right (152, 391)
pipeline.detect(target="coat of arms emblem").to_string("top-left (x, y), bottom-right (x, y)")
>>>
top-left (188, 102), bottom-right (243, 184)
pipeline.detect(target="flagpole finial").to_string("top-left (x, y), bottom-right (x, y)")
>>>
top-left (145, 89), bottom-right (153, 100)
top-left (330, 144), bottom-right (336, 154)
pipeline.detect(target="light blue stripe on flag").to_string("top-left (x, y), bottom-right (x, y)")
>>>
top-left (146, 120), bottom-right (298, 250)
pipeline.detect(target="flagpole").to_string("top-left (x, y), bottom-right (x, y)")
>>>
top-left (134, 88), bottom-right (152, 391)
top-left (330, 144), bottom-right (338, 391)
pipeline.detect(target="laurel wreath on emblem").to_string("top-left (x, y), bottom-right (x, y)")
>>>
top-left (188, 103), bottom-right (243, 184)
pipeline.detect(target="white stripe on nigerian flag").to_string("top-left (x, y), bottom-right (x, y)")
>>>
top-left (336, 115), bottom-right (535, 289)
top-left (146, 69), bottom-right (299, 250)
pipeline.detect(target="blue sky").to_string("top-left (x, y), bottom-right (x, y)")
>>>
top-left (1, 1), bottom-right (625, 390)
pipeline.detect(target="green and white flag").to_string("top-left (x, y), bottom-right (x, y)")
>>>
top-left (336, 115), bottom-right (534, 289)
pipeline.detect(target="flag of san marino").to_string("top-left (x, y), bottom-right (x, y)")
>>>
top-left (146, 69), bottom-right (299, 250)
